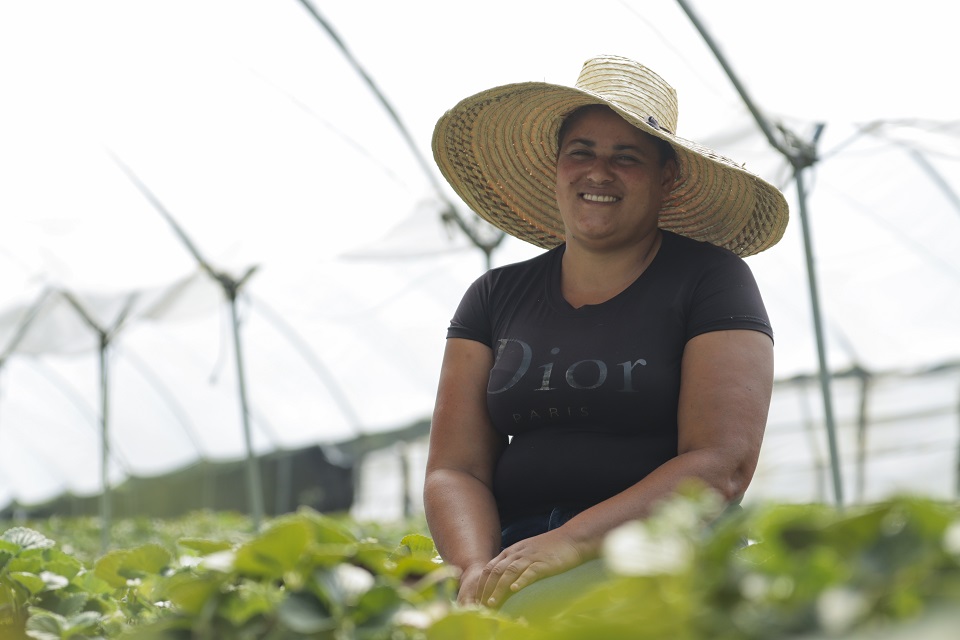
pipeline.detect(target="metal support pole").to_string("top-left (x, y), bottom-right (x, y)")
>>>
top-left (110, 153), bottom-right (267, 528)
top-left (676, 0), bottom-right (844, 507)
top-left (99, 335), bottom-right (111, 552)
top-left (956, 383), bottom-right (960, 499)
top-left (854, 368), bottom-right (870, 504)
top-left (227, 288), bottom-right (264, 531)
top-left (793, 168), bottom-right (844, 507)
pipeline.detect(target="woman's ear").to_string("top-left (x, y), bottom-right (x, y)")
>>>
top-left (660, 158), bottom-right (680, 193)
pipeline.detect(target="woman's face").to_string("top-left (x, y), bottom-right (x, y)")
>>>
top-left (555, 106), bottom-right (677, 251)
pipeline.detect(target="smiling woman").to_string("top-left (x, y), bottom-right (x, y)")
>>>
top-left (424, 55), bottom-right (788, 610)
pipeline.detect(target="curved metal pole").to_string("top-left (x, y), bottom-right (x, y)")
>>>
top-left (0, 289), bottom-right (53, 360)
top-left (249, 296), bottom-right (364, 435)
top-left (115, 345), bottom-right (208, 456)
top-left (293, 0), bottom-right (505, 259)
top-left (907, 147), bottom-right (960, 215)
top-left (675, 0), bottom-right (844, 507)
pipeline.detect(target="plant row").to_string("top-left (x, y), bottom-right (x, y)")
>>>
top-left (2, 490), bottom-right (959, 639)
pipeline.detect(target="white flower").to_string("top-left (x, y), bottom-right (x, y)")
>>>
top-left (816, 587), bottom-right (868, 634)
top-left (739, 573), bottom-right (769, 601)
top-left (178, 555), bottom-right (203, 568)
top-left (392, 608), bottom-right (433, 629)
top-left (603, 520), bottom-right (693, 576)
top-left (769, 575), bottom-right (795, 600)
top-left (943, 519), bottom-right (960, 556)
top-left (740, 573), bottom-right (794, 602)
top-left (38, 571), bottom-right (69, 591)
top-left (200, 550), bottom-right (236, 572)
top-left (333, 563), bottom-right (375, 602)
top-left (655, 488), bottom-right (724, 531)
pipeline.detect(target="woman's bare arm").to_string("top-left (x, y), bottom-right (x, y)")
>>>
top-left (423, 338), bottom-right (507, 605)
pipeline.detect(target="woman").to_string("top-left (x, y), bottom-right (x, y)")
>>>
top-left (424, 55), bottom-right (788, 609)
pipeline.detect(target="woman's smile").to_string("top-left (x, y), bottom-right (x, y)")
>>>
top-left (580, 193), bottom-right (621, 203)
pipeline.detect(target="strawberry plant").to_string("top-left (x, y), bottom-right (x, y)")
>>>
top-left (1, 494), bottom-right (959, 639)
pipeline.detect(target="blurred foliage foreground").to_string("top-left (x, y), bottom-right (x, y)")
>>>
top-left (2, 489), bottom-right (960, 640)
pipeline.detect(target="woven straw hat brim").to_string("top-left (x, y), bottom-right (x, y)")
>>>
top-left (432, 81), bottom-right (789, 257)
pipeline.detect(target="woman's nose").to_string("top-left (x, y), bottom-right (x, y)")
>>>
top-left (586, 159), bottom-right (615, 184)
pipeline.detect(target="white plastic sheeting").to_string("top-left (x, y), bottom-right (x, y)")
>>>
top-left (1, 0), bottom-right (958, 516)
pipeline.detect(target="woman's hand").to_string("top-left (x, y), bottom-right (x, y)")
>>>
top-left (456, 562), bottom-right (488, 607)
top-left (475, 529), bottom-right (586, 608)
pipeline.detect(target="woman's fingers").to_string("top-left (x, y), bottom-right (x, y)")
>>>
top-left (478, 531), bottom-right (585, 606)
top-left (477, 554), bottom-right (506, 605)
top-left (507, 562), bottom-right (541, 593)
top-left (481, 557), bottom-right (529, 607)
top-left (456, 563), bottom-right (486, 607)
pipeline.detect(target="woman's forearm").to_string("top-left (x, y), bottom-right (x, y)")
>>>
top-left (560, 329), bottom-right (770, 555)
top-left (423, 468), bottom-right (502, 571)
top-left (559, 446), bottom-right (750, 558)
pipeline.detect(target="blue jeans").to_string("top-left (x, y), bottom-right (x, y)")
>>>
top-left (500, 506), bottom-right (583, 550)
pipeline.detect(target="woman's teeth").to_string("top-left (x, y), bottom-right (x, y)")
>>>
top-left (582, 193), bottom-right (619, 203)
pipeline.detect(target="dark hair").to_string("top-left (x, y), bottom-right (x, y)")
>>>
top-left (557, 104), bottom-right (677, 167)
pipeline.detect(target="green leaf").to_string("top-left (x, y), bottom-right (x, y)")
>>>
top-left (38, 550), bottom-right (83, 582)
top-left (51, 593), bottom-right (89, 618)
top-left (24, 609), bottom-right (66, 640)
top-left (352, 583), bottom-right (403, 626)
top-left (177, 538), bottom-right (233, 556)
top-left (352, 541), bottom-right (396, 575)
top-left (426, 610), bottom-right (510, 640)
top-left (391, 556), bottom-right (445, 581)
top-left (2, 528), bottom-right (56, 552)
top-left (61, 610), bottom-right (101, 638)
top-left (298, 510), bottom-right (357, 544)
top-left (0, 543), bottom-right (17, 573)
top-left (125, 544), bottom-right (172, 575)
top-left (71, 568), bottom-right (115, 596)
top-left (306, 542), bottom-right (360, 569)
top-left (10, 571), bottom-right (46, 595)
top-left (398, 534), bottom-right (436, 556)
top-left (234, 520), bottom-right (310, 579)
top-left (94, 544), bottom-right (172, 588)
top-left (219, 580), bottom-right (283, 627)
top-left (277, 592), bottom-right (335, 634)
top-left (0, 539), bottom-right (20, 554)
top-left (386, 534), bottom-right (443, 579)
top-left (160, 571), bottom-right (227, 616)
top-left (7, 550), bottom-right (45, 574)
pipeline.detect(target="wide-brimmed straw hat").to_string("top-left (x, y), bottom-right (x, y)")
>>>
top-left (432, 55), bottom-right (789, 257)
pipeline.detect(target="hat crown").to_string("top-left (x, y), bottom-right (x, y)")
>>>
top-left (575, 55), bottom-right (679, 134)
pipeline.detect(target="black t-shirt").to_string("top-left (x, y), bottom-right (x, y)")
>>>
top-left (446, 231), bottom-right (772, 522)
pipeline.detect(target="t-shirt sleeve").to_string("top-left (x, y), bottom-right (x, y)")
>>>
top-left (686, 253), bottom-right (773, 342)
top-left (446, 273), bottom-right (494, 346)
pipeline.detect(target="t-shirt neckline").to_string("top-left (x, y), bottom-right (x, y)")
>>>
top-left (546, 232), bottom-right (672, 314)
